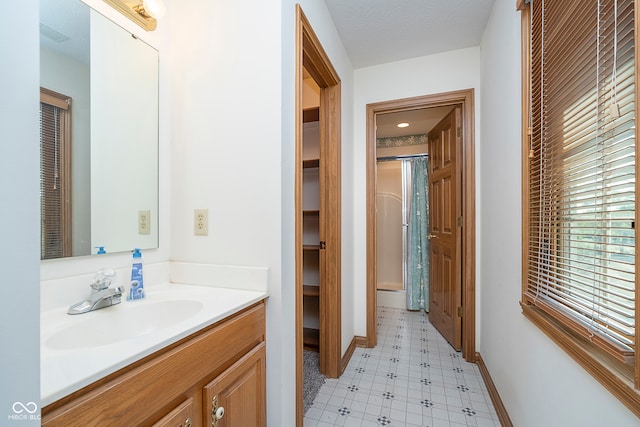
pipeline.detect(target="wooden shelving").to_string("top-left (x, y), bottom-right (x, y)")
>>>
top-left (303, 107), bottom-right (320, 123)
top-left (303, 285), bottom-right (320, 297)
top-left (303, 327), bottom-right (320, 352)
top-left (302, 118), bottom-right (321, 354)
top-left (303, 158), bottom-right (319, 169)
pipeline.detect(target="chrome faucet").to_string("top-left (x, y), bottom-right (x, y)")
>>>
top-left (68, 269), bottom-right (124, 315)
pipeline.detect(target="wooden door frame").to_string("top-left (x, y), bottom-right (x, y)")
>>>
top-left (295, 5), bottom-right (342, 426)
top-left (365, 90), bottom-right (476, 362)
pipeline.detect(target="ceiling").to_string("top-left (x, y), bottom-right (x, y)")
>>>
top-left (40, 0), bottom-right (90, 64)
top-left (376, 106), bottom-right (454, 138)
top-left (42, 0), bottom-right (495, 70)
top-left (323, 0), bottom-right (495, 68)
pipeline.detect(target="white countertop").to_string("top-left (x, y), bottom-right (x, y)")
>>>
top-left (40, 283), bottom-right (267, 406)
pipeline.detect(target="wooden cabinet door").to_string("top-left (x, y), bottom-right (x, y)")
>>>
top-left (203, 343), bottom-right (266, 427)
top-left (152, 397), bottom-right (194, 427)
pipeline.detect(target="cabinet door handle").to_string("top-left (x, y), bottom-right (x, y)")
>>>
top-left (215, 407), bottom-right (225, 420)
top-left (184, 417), bottom-right (192, 427)
top-left (212, 395), bottom-right (225, 427)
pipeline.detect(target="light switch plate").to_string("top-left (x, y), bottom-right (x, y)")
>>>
top-left (194, 209), bottom-right (208, 236)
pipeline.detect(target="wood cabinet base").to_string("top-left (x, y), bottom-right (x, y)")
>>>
top-left (42, 302), bottom-right (266, 427)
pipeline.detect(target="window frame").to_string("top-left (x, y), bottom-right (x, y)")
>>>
top-left (518, 0), bottom-right (640, 416)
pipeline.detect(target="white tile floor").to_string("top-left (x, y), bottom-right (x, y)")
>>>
top-left (304, 306), bottom-right (501, 427)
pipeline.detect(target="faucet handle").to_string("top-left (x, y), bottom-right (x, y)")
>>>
top-left (90, 268), bottom-right (117, 291)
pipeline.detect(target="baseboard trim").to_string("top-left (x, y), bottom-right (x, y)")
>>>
top-left (341, 337), bottom-right (357, 374)
top-left (475, 353), bottom-right (513, 427)
top-left (340, 336), bottom-right (376, 374)
top-left (354, 336), bottom-right (368, 348)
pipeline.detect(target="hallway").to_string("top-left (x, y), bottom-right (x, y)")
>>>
top-left (304, 307), bottom-right (500, 426)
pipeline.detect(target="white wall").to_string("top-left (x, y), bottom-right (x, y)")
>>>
top-left (40, 47), bottom-right (91, 256)
top-left (353, 48), bottom-right (482, 341)
top-left (169, 1), bottom-right (354, 424)
top-left (0, 1), bottom-right (41, 424)
top-left (168, 1), bottom-right (288, 424)
top-left (479, 1), bottom-right (637, 425)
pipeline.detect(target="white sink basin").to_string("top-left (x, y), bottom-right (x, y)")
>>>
top-left (41, 283), bottom-right (268, 407)
top-left (46, 300), bottom-right (204, 350)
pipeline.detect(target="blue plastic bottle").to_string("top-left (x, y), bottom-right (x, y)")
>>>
top-left (128, 248), bottom-right (145, 300)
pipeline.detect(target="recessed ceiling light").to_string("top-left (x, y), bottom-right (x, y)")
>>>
top-left (397, 122), bottom-right (409, 128)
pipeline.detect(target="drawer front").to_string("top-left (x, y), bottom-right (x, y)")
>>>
top-left (43, 302), bottom-right (265, 427)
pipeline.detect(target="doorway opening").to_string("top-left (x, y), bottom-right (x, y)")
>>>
top-left (295, 5), bottom-right (342, 425)
top-left (366, 90), bottom-right (476, 362)
top-left (375, 106), bottom-right (455, 311)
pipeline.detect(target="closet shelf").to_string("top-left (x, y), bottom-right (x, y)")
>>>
top-left (303, 285), bottom-right (320, 297)
top-left (303, 327), bottom-right (320, 352)
top-left (303, 107), bottom-right (319, 123)
top-left (303, 244), bottom-right (321, 251)
top-left (303, 159), bottom-right (320, 169)
top-left (303, 210), bottom-right (320, 217)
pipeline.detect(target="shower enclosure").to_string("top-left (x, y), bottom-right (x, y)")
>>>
top-left (376, 155), bottom-right (430, 311)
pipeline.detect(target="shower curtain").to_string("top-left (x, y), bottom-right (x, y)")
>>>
top-left (406, 157), bottom-right (430, 311)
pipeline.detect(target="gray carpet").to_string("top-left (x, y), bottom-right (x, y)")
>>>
top-left (303, 350), bottom-right (326, 413)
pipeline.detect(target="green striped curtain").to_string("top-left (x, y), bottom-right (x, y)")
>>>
top-left (406, 158), bottom-right (429, 311)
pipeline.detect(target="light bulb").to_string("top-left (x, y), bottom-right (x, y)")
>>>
top-left (142, 0), bottom-right (166, 19)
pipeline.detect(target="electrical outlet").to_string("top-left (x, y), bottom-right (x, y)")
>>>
top-left (138, 210), bottom-right (151, 234)
top-left (194, 209), bottom-right (208, 236)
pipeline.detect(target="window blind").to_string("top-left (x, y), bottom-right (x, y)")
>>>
top-left (40, 90), bottom-right (71, 260)
top-left (525, 0), bottom-right (636, 362)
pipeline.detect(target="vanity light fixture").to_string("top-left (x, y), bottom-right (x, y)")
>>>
top-left (103, 0), bottom-right (166, 31)
top-left (397, 122), bottom-right (410, 128)
top-left (141, 0), bottom-right (166, 18)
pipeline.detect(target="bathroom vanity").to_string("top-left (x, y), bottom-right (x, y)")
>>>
top-left (41, 283), bottom-right (267, 426)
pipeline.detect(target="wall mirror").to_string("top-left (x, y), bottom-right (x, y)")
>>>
top-left (40, 0), bottom-right (159, 260)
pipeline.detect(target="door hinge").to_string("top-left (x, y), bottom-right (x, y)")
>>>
top-left (319, 241), bottom-right (326, 250)
top-left (457, 216), bottom-right (463, 228)
top-left (457, 306), bottom-right (463, 317)
top-left (456, 126), bottom-right (462, 137)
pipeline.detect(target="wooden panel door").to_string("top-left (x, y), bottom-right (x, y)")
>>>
top-left (318, 84), bottom-right (342, 378)
top-left (203, 343), bottom-right (266, 427)
top-left (428, 107), bottom-right (462, 351)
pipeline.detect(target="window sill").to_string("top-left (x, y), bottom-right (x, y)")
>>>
top-left (520, 302), bottom-right (640, 417)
